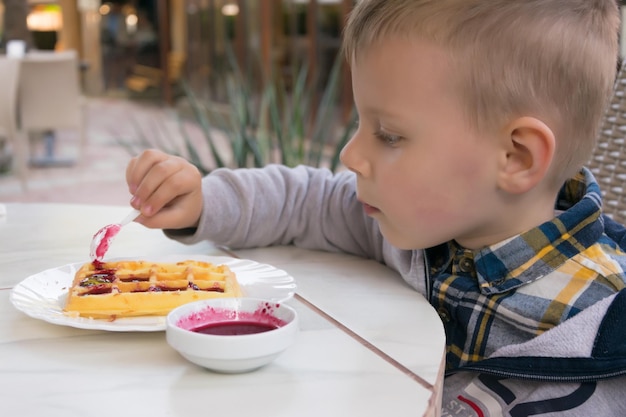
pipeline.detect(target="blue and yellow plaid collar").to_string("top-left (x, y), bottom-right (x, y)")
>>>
top-left (427, 168), bottom-right (605, 295)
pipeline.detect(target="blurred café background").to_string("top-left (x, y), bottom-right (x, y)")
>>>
top-left (1, 0), bottom-right (353, 102)
top-left (0, 0), bottom-right (355, 203)
top-left (2, 0), bottom-right (625, 205)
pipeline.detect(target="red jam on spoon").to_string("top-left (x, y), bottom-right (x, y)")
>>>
top-left (90, 223), bottom-right (122, 261)
top-left (89, 209), bottom-right (140, 261)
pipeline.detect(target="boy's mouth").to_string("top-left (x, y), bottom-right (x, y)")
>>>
top-left (361, 202), bottom-right (381, 216)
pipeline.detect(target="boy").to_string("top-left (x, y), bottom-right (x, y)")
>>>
top-left (126, 0), bottom-right (626, 415)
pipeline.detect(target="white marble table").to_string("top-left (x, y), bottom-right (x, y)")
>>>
top-left (0, 203), bottom-right (445, 417)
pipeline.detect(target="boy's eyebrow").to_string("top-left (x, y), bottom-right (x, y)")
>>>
top-left (357, 106), bottom-right (401, 122)
top-left (356, 103), bottom-right (402, 119)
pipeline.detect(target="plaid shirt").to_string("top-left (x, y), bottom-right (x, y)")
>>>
top-left (425, 168), bottom-right (626, 371)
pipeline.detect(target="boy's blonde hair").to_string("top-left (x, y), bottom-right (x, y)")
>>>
top-left (344, 0), bottom-right (620, 185)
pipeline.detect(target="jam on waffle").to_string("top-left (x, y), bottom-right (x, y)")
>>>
top-left (64, 259), bottom-right (242, 319)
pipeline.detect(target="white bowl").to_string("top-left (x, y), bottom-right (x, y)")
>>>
top-left (166, 298), bottom-right (298, 373)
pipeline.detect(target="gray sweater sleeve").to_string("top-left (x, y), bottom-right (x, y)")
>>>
top-left (164, 164), bottom-right (428, 294)
top-left (166, 164), bottom-right (384, 259)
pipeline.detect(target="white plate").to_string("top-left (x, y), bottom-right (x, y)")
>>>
top-left (9, 255), bottom-right (297, 332)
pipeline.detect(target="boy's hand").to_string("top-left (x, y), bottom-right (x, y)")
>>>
top-left (126, 149), bottom-right (203, 230)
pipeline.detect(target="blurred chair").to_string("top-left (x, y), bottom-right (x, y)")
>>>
top-left (588, 61), bottom-right (626, 224)
top-left (18, 49), bottom-right (86, 167)
top-left (0, 56), bottom-right (27, 189)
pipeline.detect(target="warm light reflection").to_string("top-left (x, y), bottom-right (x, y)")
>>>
top-left (27, 5), bottom-right (63, 31)
top-left (221, 3), bottom-right (239, 16)
top-left (125, 13), bottom-right (138, 34)
top-left (99, 4), bottom-right (111, 15)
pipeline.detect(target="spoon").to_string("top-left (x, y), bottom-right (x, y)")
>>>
top-left (90, 208), bottom-right (141, 261)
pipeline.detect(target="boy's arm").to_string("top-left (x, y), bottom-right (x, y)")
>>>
top-left (165, 164), bottom-right (386, 260)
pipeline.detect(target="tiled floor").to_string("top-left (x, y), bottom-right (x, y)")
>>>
top-left (0, 96), bottom-right (205, 206)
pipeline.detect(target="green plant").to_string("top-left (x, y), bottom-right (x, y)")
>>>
top-left (119, 50), bottom-right (356, 175)
top-left (182, 51), bottom-right (356, 174)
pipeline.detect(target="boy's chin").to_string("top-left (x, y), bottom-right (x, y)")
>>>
top-left (380, 230), bottom-right (433, 251)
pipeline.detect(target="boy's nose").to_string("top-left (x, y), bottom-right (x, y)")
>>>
top-left (340, 132), bottom-right (371, 178)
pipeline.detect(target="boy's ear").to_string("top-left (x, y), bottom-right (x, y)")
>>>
top-left (497, 116), bottom-right (555, 194)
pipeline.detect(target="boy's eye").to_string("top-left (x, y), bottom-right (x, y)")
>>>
top-left (374, 130), bottom-right (402, 146)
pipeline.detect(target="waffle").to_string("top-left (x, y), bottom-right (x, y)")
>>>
top-left (64, 259), bottom-right (242, 319)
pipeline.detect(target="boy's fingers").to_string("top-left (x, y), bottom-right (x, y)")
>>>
top-left (126, 149), bottom-right (169, 193)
